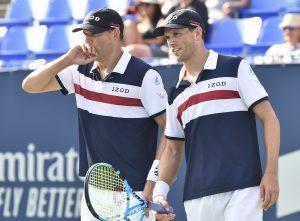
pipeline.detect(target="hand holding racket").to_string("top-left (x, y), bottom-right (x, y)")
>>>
top-left (153, 196), bottom-right (176, 221)
top-left (84, 163), bottom-right (174, 221)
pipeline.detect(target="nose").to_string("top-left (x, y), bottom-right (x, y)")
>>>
top-left (168, 37), bottom-right (177, 47)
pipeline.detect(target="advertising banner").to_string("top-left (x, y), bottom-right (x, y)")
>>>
top-left (1, 64), bottom-right (300, 221)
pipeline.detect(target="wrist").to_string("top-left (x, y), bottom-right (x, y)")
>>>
top-left (153, 180), bottom-right (170, 199)
top-left (265, 165), bottom-right (278, 175)
top-left (61, 55), bottom-right (73, 66)
top-left (265, 170), bottom-right (278, 175)
top-left (147, 160), bottom-right (159, 182)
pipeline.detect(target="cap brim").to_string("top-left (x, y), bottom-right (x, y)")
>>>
top-left (279, 22), bottom-right (287, 29)
top-left (72, 23), bottom-right (109, 34)
top-left (153, 24), bottom-right (189, 37)
top-left (279, 22), bottom-right (300, 29)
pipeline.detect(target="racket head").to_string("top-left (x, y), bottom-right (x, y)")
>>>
top-left (84, 163), bottom-right (129, 221)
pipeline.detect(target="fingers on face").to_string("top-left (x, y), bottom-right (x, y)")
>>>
top-left (82, 44), bottom-right (97, 57)
top-left (88, 45), bottom-right (97, 56)
top-left (90, 46), bottom-right (97, 56)
top-left (81, 44), bottom-right (88, 54)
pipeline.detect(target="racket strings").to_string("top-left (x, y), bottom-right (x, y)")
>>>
top-left (88, 165), bottom-right (127, 220)
top-left (90, 166), bottom-right (124, 191)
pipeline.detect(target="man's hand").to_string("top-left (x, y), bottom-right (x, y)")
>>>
top-left (65, 44), bottom-right (97, 65)
top-left (260, 172), bottom-right (279, 210)
top-left (142, 181), bottom-right (155, 217)
top-left (153, 196), bottom-right (175, 221)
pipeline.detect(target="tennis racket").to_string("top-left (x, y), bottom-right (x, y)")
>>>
top-left (84, 162), bottom-right (173, 221)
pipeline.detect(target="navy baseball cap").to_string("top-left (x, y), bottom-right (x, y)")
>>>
top-left (153, 9), bottom-right (205, 37)
top-left (72, 8), bottom-right (124, 35)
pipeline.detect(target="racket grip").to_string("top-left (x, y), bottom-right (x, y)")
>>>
top-left (148, 202), bottom-right (174, 214)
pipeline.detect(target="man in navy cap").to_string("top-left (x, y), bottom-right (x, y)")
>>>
top-left (152, 9), bottom-right (280, 221)
top-left (22, 8), bottom-right (167, 221)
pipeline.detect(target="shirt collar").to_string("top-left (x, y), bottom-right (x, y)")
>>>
top-left (91, 49), bottom-right (132, 75)
top-left (204, 50), bottom-right (218, 70)
top-left (112, 50), bottom-right (132, 74)
top-left (177, 50), bottom-right (218, 86)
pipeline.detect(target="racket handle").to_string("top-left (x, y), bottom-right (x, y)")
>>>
top-left (148, 201), bottom-right (174, 214)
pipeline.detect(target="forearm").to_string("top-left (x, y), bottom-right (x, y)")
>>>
top-left (264, 115), bottom-right (280, 174)
top-left (154, 113), bottom-right (167, 160)
top-left (158, 140), bottom-right (183, 185)
top-left (22, 55), bottom-right (72, 93)
top-left (155, 132), bottom-right (167, 159)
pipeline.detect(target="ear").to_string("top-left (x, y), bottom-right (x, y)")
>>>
top-left (113, 28), bottom-right (121, 39)
top-left (195, 27), bottom-right (203, 40)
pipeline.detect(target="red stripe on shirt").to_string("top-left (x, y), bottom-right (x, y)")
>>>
top-left (74, 84), bottom-right (143, 107)
top-left (177, 90), bottom-right (240, 124)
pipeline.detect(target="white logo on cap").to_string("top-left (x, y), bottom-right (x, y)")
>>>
top-left (171, 15), bottom-right (178, 20)
top-left (89, 15), bottom-right (101, 21)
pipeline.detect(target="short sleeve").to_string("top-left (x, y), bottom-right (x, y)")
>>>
top-left (55, 65), bottom-right (77, 95)
top-left (237, 59), bottom-right (268, 110)
top-left (140, 69), bottom-right (168, 117)
top-left (165, 103), bottom-right (185, 140)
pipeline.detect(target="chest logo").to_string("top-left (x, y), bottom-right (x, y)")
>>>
top-left (112, 87), bottom-right (129, 93)
top-left (154, 76), bottom-right (161, 85)
top-left (208, 81), bottom-right (226, 88)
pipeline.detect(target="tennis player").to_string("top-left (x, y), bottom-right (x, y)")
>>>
top-left (22, 8), bottom-right (167, 221)
top-left (151, 9), bottom-right (280, 221)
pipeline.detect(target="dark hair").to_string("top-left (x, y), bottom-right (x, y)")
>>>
top-left (151, 4), bottom-right (162, 26)
top-left (138, 3), bottom-right (162, 26)
top-left (119, 30), bottom-right (124, 40)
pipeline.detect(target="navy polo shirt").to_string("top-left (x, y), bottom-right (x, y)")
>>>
top-left (56, 51), bottom-right (167, 191)
top-left (165, 50), bottom-right (268, 201)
